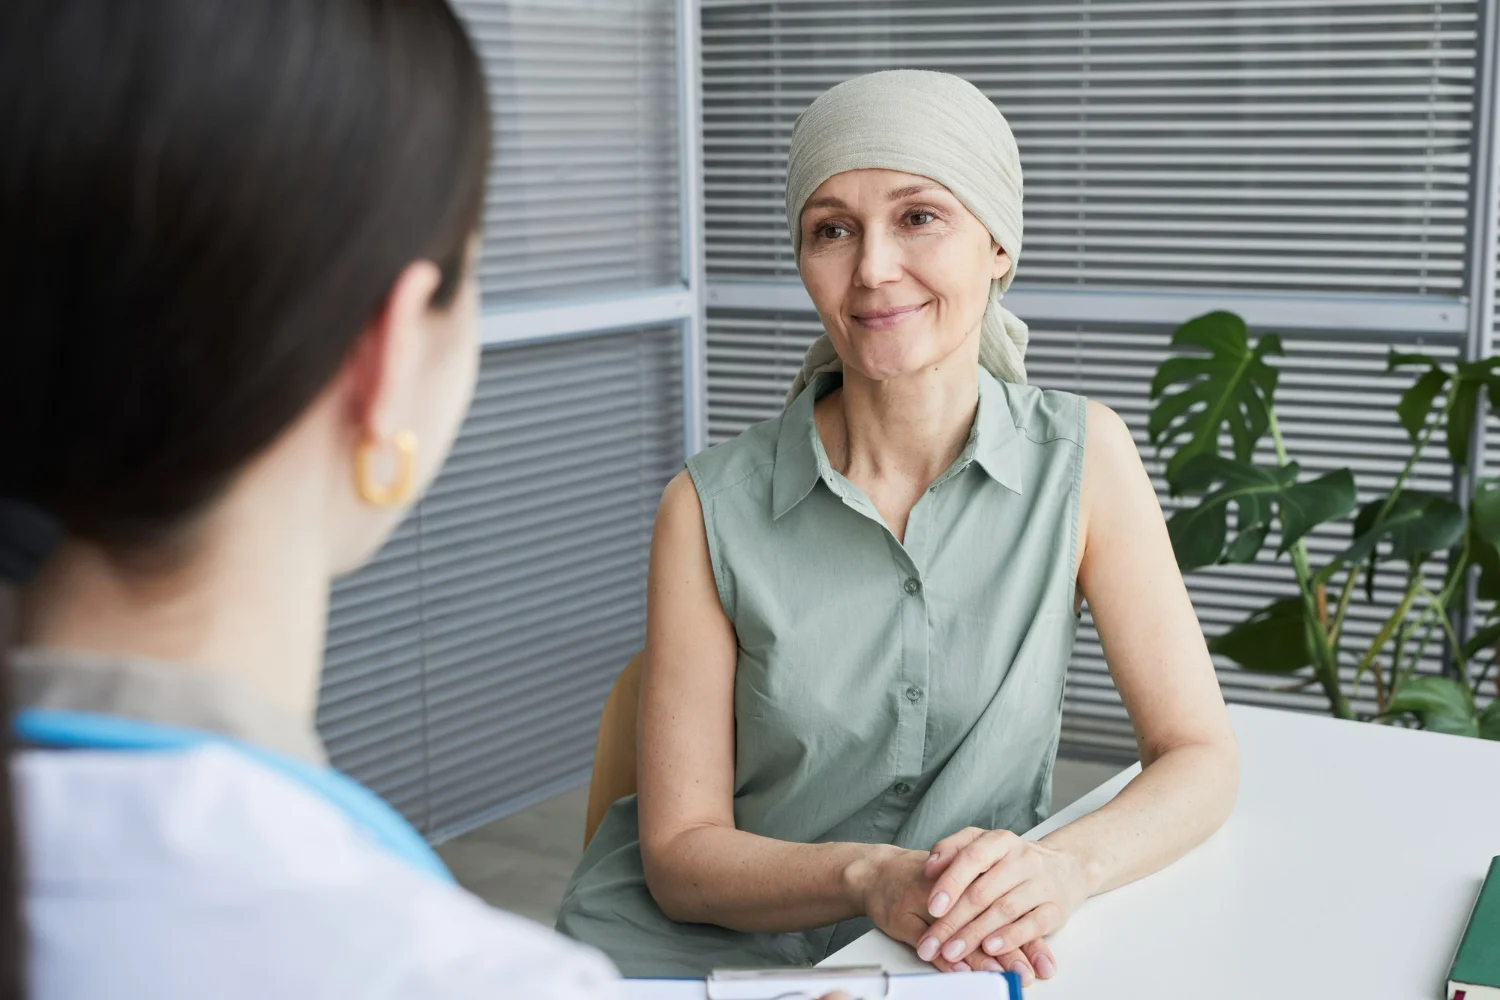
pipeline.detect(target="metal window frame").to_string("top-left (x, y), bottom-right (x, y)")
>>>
top-left (473, 0), bottom-right (706, 459)
top-left (479, 285), bottom-right (695, 348)
top-left (1459, 0), bottom-right (1500, 641)
top-left (677, 0), bottom-right (709, 457)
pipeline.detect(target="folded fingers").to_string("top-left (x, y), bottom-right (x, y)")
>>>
top-left (917, 852), bottom-right (1028, 962)
top-left (928, 879), bottom-right (1045, 966)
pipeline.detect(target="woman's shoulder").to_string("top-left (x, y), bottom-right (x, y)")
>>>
top-left (683, 411), bottom-right (787, 504)
top-left (997, 378), bottom-right (1089, 448)
top-left (1003, 383), bottom-right (1136, 470)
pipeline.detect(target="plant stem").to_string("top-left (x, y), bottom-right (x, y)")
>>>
top-left (1328, 408), bottom-right (1444, 651)
top-left (1268, 410), bottom-right (1352, 719)
top-left (1387, 618), bottom-right (1412, 713)
top-left (1417, 584), bottom-right (1469, 678)
top-left (1399, 610), bottom-right (1440, 694)
top-left (1328, 565), bottom-right (1361, 651)
top-left (1441, 532), bottom-right (1472, 607)
top-left (1429, 529), bottom-right (1473, 685)
top-left (1354, 569), bottom-right (1423, 688)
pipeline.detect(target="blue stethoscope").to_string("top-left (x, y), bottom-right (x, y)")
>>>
top-left (13, 707), bottom-right (453, 884)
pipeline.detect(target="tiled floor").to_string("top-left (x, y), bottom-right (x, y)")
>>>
top-left (439, 756), bottom-right (1124, 925)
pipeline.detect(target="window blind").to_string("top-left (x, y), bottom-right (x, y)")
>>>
top-left (701, 0), bottom-right (1480, 297)
top-left (700, 0), bottom-right (1488, 758)
top-left (321, 326), bottom-right (684, 837)
top-left (455, 0), bottom-right (683, 306)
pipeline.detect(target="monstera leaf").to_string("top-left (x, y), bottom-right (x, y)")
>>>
top-left (1389, 352), bottom-right (1500, 471)
top-left (1208, 597), bottom-right (1314, 674)
top-left (1384, 676), bottom-right (1479, 737)
top-left (1277, 469), bottom-right (1359, 555)
top-left (1166, 455), bottom-right (1356, 572)
top-left (1149, 311), bottom-right (1283, 492)
top-left (1461, 619), bottom-right (1500, 662)
top-left (1343, 490), bottom-right (1465, 601)
top-left (1470, 478), bottom-right (1500, 602)
top-left (1481, 701), bottom-right (1500, 742)
top-left (1395, 364), bottom-right (1449, 441)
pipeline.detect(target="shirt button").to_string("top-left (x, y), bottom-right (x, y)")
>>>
top-left (892, 781), bottom-right (912, 795)
top-left (906, 686), bottom-right (923, 703)
top-left (903, 577), bottom-right (921, 596)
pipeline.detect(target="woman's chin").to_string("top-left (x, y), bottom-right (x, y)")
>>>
top-left (835, 327), bottom-right (969, 384)
top-left (844, 349), bottom-right (952, 384)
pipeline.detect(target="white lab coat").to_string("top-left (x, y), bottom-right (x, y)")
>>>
top-left (16, 743), bottom-right (622, 999)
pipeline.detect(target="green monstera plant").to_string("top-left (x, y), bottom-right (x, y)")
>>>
top-left (1151, 311), bottom-right (1500, 740)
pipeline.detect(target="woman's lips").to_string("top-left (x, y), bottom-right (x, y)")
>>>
top-left (851, 302), bottom-right (927, 331)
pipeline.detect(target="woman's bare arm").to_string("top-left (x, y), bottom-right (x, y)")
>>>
top-left (914, 401), bottom-right (1238, 970)
top-left (1037, 399), bottom-right (1238, 891)
top-left (635, 471), bottom-right (908, 933)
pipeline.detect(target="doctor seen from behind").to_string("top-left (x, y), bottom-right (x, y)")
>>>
top-left (0, 1), bottom-right (622, 997)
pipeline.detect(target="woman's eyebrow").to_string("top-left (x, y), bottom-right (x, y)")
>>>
top-left (886, 183), bottom-right (942, 201)
top-left (803, 194), bottom-right (848, 212)
top-left (804, 183), bottom-right (942, 215)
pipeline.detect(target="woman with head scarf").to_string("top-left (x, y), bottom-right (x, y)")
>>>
top-left (557, 70), bottom-right (1238, 984)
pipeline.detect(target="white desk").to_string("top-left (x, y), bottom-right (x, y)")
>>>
top-left (821, 704), bottom-right (1500, 997)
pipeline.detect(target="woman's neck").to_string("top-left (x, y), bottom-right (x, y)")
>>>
top-left (18, 501), bottom-right (330, 725)
top-left (813, 353), bottom-right (981, 543)
top-left (817, 358), bottom-right (981, 489)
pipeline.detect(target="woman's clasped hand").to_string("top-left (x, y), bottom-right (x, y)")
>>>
top-left (856, 827), bottom-right (1092, 985)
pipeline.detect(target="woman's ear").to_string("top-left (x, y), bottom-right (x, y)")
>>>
top-left (343, 261), bottom-right (443, 443)
top-left (991, 245), bottom-right (1012, 283)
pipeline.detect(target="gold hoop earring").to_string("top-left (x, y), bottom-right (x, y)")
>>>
top-left (355, 429), bottom-right (419, 507)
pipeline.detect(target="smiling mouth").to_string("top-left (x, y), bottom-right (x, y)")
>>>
top-left (851, 302), bottom-right (927, 330)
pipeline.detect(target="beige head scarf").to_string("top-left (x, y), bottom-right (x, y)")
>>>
top-left (784, 69), bottom-right (1027, 404)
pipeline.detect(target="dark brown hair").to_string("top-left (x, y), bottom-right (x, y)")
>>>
top-left (0, 1), bottom-right (491, 992)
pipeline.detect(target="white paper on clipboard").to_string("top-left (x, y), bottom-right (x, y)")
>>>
top-left (619, 969), bottom-right (1018, 999)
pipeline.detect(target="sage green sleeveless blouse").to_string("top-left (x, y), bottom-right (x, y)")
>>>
top-left (556, 369), bottom-right (1086, 976)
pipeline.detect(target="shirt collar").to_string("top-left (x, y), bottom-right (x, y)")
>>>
top-left (771, 371), bottom-right (830, 520)
top-left (971, 368), bottom-right (1025, 495)
top-left (9, 647), bottom-right (328, 765)
top-left (771, 367), bottom-right (1023, 521)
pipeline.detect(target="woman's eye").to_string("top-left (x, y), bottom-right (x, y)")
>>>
top-left (816, 223), bottom-right (850, 240)
top-left (908, 211), bottom-right (936, 226)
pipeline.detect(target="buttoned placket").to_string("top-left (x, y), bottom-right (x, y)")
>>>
top-left (808, 398), bottom-right (985, 810)
top-left (818, 464), bottom-right (968, 808)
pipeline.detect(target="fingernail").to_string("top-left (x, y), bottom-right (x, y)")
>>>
top-left (942, 939), bottom-right (966, 962)
top-left (929, 891), bottom-right (950, 917)
top-left (953, 961), bottom-right (971, 973)
top-left (981, 959), bottom-right (1003, 973)
top-left (982, 936), bottom-right (1005, 955)
top-left (926, 852), bottom-right (940, 864)
top-left (917, 938), bottom-right (939, 962)
top-left (1034, 955), bottom-right (1056, 979)
top-left (1008, 961), bottom-right (1032, 986)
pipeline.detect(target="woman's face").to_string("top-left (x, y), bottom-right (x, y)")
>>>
top-left (798, 169), bottom-right (1009, 383)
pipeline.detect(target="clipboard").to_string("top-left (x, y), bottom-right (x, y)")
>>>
top-left (708, 965), bottom-right (888, 998)
top-left (619, 965), bottom-right (1022, 999)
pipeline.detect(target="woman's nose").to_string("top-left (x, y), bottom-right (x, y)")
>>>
top-left (854, 228), bottom-right (903, 288)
